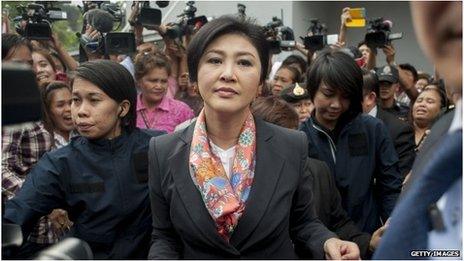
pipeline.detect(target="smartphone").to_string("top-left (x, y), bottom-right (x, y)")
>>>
top-left (346, 8), bottom-right (366, 27)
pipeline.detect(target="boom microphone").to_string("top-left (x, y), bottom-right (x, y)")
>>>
top-left (85, 9), bottom-right (114, 33)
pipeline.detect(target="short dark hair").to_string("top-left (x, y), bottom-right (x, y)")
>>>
top-left (73, 60), bottom-right (137, 132)
top-left (187, 16), bottom-right (269, 84)
top-left (282, 54), bottom-right (307, 75)
top-left (362, 69), bottom-right (380, 97)
top-left (399, 63), bottom-right (418, 82)
top-left (251, 96), bottom-right (299, 129)
top-left (276, 65), bottom-right (302, 83)
top-left (417, 72), bottom-right (431, 82)
top-left (41, 81), bottom-right (71, 147)
top-left (134, 52), bottom-right (172, 81)
top-left (2, 33), bottom-right (32, 60)
top-left (307, 49), bottom-right (363, 118)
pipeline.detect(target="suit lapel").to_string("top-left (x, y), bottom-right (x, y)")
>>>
top-left (168, 124), bottom-right (239, 254)
top-left (230, 119), bottom-right (285, 248)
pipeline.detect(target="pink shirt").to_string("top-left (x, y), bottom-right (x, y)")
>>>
top-left (136, 94), bottom-right (194, 133)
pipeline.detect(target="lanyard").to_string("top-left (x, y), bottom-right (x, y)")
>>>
top-left (140, 110), bottom-right (154, 129)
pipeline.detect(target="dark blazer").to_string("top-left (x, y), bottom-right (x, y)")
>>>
top-left (376, 108), bottom-right (416, 177)
top-left (147, 118), bottom-right (336, 259)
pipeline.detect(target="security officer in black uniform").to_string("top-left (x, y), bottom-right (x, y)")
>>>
top-left (4, 60), bottom-right (165, 259)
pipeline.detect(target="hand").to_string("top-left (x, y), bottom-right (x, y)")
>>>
top-left (382, 44), bottom-right (396, 65)
top-left (49, 209), bottom-right (72, 231)
top-left (341, 7), bottom-right (352, 27)
top-left (83, 24), bottom-right (102, 42)
top-left (369, 223), bottom-right (388, 252)
top-left (398, 66), bottom-right (415, 90)
top-left (324, 238), bottom-right (360, 260)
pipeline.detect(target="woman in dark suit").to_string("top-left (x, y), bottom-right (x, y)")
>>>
top-left (148, 16), bottom-right (360, 259)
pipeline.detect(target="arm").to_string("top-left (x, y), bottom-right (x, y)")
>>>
top-left (338, 7), bottom-right (351, 48)
top-left (51, 34), bottom-right (78, 71)
top-left (375, 122), bottom-right (403, 220)
top-left (148, 138), bottom-right (182, 259)
top-left (290, 133), bottom-right (359, 260)
top-left (2, 124), bottom-right (50, 200)
top-left (398, 66), bottom-right (420, 103)
top-left (4, 153), bottom-right (66, 240)
top-left (315, 159), bottom-right (372, 259)
top-left (393, 123), bottom-right (416, 177)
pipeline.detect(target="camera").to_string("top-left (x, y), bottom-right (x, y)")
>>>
top-left (365, 17), bottom-right (403, 49)
top-left (300, 19), bottom-right (329, 52)
top-left (165, 1), bottom-right (208, 39)
top-left (79, 2), bottom-right (135, 59)
top-left (263, 17), bottom-right (295, 54)
top-left (14, 2), bottom-right (68, 40)
top-left (129, 1), bottom-right (170, 29)
top-left (104, 32), bottom-right (136, 55)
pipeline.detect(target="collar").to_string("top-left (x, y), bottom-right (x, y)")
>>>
top-left (84, 130), bottom-right (131, 151)
top-left (368, 105), bottom-right (378, 117)
top-left (136, 93), bottom-right (170, 112)
top-left (449, 99), bottom-right (462, 133)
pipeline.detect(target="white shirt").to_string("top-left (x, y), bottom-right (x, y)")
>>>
top-left (428, 100), bottom-right (462, 257)
top-left (210, 141), bottom-right (236, 179)
top-left (368, 105), bottom-right (378, 118)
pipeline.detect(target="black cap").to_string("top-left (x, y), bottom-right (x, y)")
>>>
top-left (280, 83), bottom-right (310, 103)
top-left (376, 65), bottom-right (399, 84)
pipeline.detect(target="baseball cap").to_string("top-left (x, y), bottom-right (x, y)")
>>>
top-left (376, 65), bottom-right (399, 84)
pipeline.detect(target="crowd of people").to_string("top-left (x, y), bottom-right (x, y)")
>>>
top-left (1, 1), bottom-right (461, 260)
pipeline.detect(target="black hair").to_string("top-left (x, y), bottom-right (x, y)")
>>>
top-left (362, 69), bottom-right (380, 97)
top-left (276, 65), bottom-right (302, 83)
top-left (187, 16), bottom-right (269, 84)
top-left (282, 54), bottom-right (307, 75)
top-left (2, 33), bottom-right (33, 60)
top-left (41, 81), bottom-right (72, 147)
top-left (307, 49), bottom-right (364, 119)
top-left (73, 60), bottom-right (137, 132)
top-left (399, 63), bottom-right (419, 82)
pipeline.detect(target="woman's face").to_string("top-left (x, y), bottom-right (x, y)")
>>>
top-left (313, 82), bottom-right (350, 128)
top-left (32, 52), bottom-right (56, 89)
top-left (196, 33), bottom-right (261, 115)
top-left (71, 77), bottom-right (126, 140)
top-left (413, 90), bottom-right (442, 126)
top-left (49, 88), bottom-right (74, 133)
top-left (272, 68), bottom-right (294, 96)
top-left (293, 99), bottom-right (314, 123)
top-left (138, 67), bottom-right (169, 105)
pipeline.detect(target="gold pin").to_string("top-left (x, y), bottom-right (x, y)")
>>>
top-left (293, 83), bottom-right (305, 96)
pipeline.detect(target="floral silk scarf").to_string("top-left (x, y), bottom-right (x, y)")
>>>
top-left (189, 110), bottom-right (256, 241)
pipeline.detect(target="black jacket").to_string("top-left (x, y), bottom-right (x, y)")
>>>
top-left (5, 128), bottom-right (165, 259)
top-left (304, 158), bottom-right (372, 259)
top-left (376, 108), bottom-right (416, 177)
top-left (148, 118), bottom-right (336, 259)
top-left (300, 114), bottom-right (402, 234)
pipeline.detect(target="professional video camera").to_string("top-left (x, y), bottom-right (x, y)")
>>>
top-left (263, 16), bottom-right (295, 54)
top-left (236, 3), bottom-right (246, 21)
top-left (300, 18), bottom-right (340, 52)
top-left (165, 1), bottom-right (208, 39)
top-left (365, 17), bottom-right (403, 49)
top-left (14, 1), bottom-right (68, 40)
top-left (129, 1), bottom-right (170, 29)
top-left (79, 1), bottom-right (134, 59)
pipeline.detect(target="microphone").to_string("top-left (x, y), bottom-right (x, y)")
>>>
top-left (85, 9), bottom-right (114, 33)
